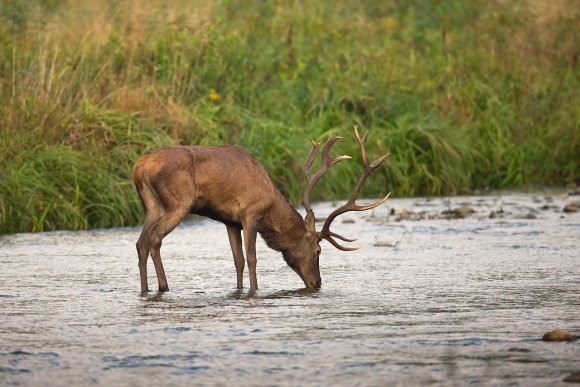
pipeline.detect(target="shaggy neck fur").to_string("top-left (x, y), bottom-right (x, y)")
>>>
top-left (258, 195), bottom-right (309, 265)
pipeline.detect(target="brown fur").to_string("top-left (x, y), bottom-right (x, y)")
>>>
top-left (133, 146), bottom-right (321, 292)
top-left (133, 127), bottom-right (388, 293)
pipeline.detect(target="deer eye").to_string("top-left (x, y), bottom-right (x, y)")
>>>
top-left (316, 248), bottom-right (321, 256)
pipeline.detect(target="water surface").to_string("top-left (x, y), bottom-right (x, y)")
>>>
top-left (1, 194), bottom-right (579, 385)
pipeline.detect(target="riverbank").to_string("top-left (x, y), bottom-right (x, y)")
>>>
top-left (1, 1), bottom-right (578, 234)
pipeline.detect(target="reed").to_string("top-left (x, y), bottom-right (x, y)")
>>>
top-left (0, 0), bottom-right (578, 233)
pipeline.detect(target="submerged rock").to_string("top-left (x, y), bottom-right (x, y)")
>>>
top-left (542, 329), bottom-right (578, 342)
top-left (373, 237), bottom-right (395, 247)
top-left (563, 371), bottom-right (580, 383)
top-left (507, 347), bottom-right (532, 353)
top-left (419, 210), bottom-right (439, 220)
top-left (392, 208), bottom-right (435, 221)
top-left (442, 205), bottom-right (476, 219)
top-left (563, 201), bottom-right (580, 213)
top-left (374, 232), bottom-right (407, 248)
top-left (456, 205), bottom-right (476, 217)
top-left (397, 208), bottom-right (414, 221)
top-left (489, 206), bottom-right (506, 219)
top-left (519, 210), bottom-right (538, 219)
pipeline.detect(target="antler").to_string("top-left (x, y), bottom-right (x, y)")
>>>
top-left (303, 136), bottom-right (351, 231)
top-left (319, 125), bottom-right (391, 251)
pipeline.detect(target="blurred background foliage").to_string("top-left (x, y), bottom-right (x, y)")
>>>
top-left (0, 0), bottom-right (578, 233)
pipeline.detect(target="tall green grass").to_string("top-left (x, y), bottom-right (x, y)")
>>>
top-left (0, 0), bottom-right (578, 233)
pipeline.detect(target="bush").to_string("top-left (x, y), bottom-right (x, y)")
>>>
top-left (1, 0), bottom-right (578, 233)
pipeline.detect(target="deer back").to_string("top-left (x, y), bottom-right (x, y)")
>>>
top-left (134, 146), bottom-right (282, 227)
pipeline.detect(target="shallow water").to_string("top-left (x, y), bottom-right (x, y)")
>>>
top-left (1, 193), bottom-right (579, 386)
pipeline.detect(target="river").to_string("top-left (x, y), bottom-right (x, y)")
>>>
top-left (1, 193), bottom-right (579, 386)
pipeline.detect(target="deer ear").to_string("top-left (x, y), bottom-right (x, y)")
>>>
top-left (304, 210), bottom-right (316, 232)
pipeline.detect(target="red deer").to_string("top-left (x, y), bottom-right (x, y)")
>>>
top-left (133, 125), bottom-right (390, 292)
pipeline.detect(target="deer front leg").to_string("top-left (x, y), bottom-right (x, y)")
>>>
top-left (242, 224), bottom-right (258, 290)
top-left (226, 225), bottom-right (245, 289)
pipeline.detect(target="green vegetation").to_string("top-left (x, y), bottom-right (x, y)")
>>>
top-left (1, 0), bottom-right (578, 234)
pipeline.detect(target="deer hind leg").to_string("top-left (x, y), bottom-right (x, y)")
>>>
top-left (136, 210), bottom-right (162, 294)
top-left (226, 225), bottom-right (244, 289)
top-left (148, 207), bottom-right (189, 292)
top-left (136, 229), bottom-right (150, 293)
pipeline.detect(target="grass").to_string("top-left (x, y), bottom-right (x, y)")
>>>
top-left (0, 0), bottom-right (578, 234)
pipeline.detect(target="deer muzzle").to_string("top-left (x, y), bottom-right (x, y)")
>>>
top-left (304, 277), bottom-right (321, 289)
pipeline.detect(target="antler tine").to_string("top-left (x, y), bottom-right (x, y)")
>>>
top-left (303, 135), bottom-right (351, 230)
top-left (354, 124), bottom-right (368, 165)
top-left (325, 235), bottom-right (359, 251)
top-left (319, 126), bottom-right (391, 248)
top-left (328, 230), bottom-right (356, 242)
top-left (320, 192), bottom-right (391, 251)
top-left (303, 139), bottom-right (321, 187)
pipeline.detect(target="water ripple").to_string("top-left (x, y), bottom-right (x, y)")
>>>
top-left (0, 194), bottom-right (578, 385)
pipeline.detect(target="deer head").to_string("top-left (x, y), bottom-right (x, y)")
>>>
top-left (286, 125), bottom-right (391, 288)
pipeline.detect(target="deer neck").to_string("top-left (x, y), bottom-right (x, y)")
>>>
top-left (258, 197), bottom-right (309, 253)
